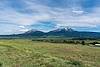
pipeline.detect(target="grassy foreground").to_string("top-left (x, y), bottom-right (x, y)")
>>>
top-left (0, 39), bottom-right (99, 67)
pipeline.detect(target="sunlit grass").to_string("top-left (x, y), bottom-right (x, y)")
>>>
top-left (0, 39), bottom-right (99, 67)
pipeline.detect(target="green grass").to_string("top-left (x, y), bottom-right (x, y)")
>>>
top-left (0, 39), bottom-right (99, 67)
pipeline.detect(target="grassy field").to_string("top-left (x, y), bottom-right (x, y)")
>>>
top-left (0, 39), bottom-right (99, 67)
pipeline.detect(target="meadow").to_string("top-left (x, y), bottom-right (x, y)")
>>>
top-left (0, 39), bottom-right (99, 67)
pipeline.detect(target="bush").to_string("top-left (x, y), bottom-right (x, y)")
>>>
top-left (0, 63), bottom-right (2, 67)
top-left (68, 60), bottom-right (84, 67)
top-left (91, 42), bottom-right (99, 45)
top-left (32, 39), bottom-right (88, 45)
top-left (81, 41), bottom-right (85, 45)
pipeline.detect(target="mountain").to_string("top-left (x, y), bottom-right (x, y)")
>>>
top-left (47, 28), bottom-right (100, 38)
top-left (1, 27), bottom-right (100, 39)
top-left (50, 27), bottom-right (75, 32)
top-left (46, 28), bottom-right (77, 37)
top-left (18, 29), bottom-right (45, 37)
top-left (18, 27), bottom-right (100, 39)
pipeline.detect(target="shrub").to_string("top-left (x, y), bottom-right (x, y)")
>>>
top-left (81, 41), bottom-right (85, 45)
top-left (68, 60), bottom-right (84, 67)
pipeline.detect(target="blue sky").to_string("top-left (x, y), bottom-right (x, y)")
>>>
top-left (0, 0), bottom-right (100, 35)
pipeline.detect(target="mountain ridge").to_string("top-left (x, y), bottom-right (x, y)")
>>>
top-left (0, 28), bottom-right (100, 39)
